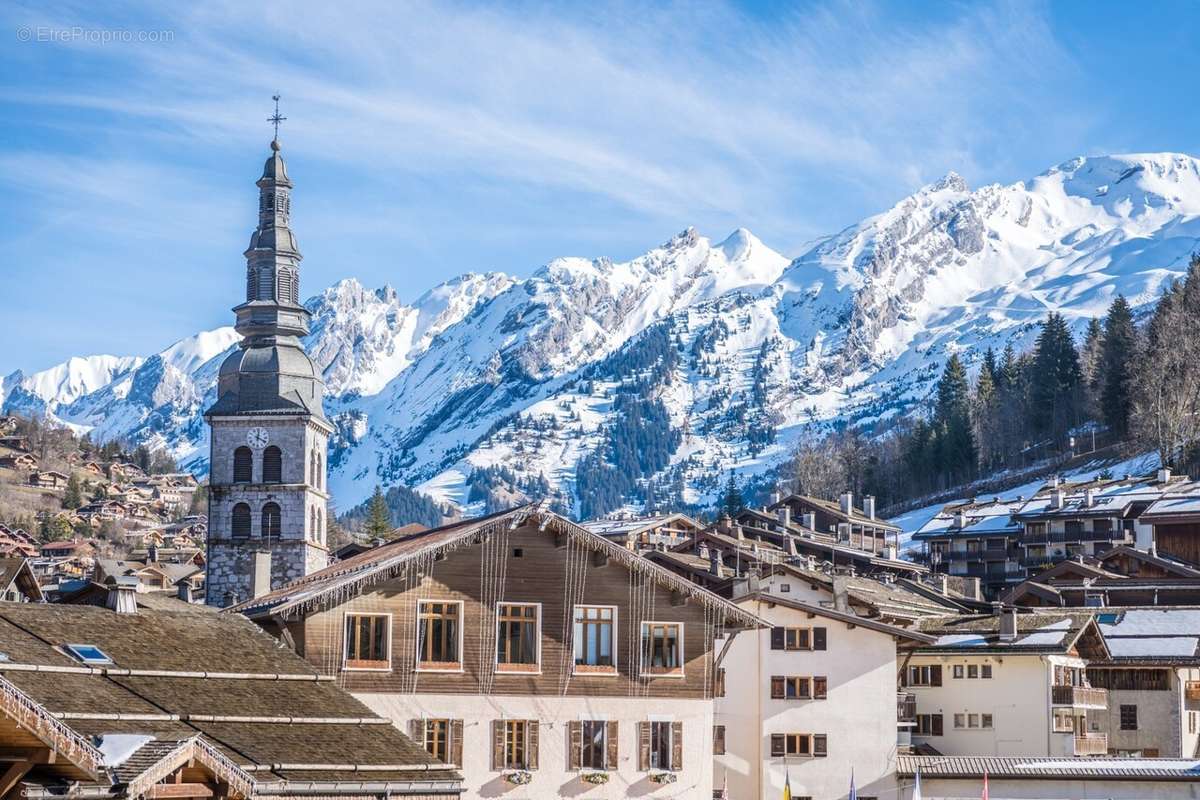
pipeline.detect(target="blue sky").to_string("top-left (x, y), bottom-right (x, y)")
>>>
top-left (2, 0), bottom-right (1198, 374)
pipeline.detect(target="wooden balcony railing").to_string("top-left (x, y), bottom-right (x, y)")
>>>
top-left (1074, 732), bottom-right (1108, 756)
top-left (897, 692), bottom-right (917, 724)
top-left (1052, 685), bottom-right (1108, 708)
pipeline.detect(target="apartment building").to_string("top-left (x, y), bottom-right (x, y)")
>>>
top-left (906, 609), bottom-right (1111, 757)
top-left (911, 496), bottom-right (1025, 598)
top-left (714, 592), bottom-right (934, 800)
top-left (230, 506), bottom-right (764, 798)
top-left (1013, 474), bottom-right (1171, 569)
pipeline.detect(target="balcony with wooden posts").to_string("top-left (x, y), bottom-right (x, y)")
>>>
top-left (897, 692), bottom-right (917, 725)
top-left (1074, 731), bottom-right (1108, 756)
top-left (1052, 684), bottom-right (1108, 709)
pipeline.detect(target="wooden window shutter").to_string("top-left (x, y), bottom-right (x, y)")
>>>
top-left (450, 719), bottom-right (464, 767)
top-left (813, 627), bottom-right (827, 650)
top-left (713, 725), bottom-right (726, 755)
top-left (606, 721), bottom-right (619, 770)
top-left (638, 722), bottom-right (651, 771)
top-left (491, 720), bottom-right (504, 771)
top-left (770, 734), bottom-right (785, 757)
top-left (568, 721), bottom-right (582, 771)
top-left (670, 721), bottom-right (683, 771)
top-left (526, 721), bottom-right (539, 770)
top-left (931, 665), bottom-right (943, 686)
top-left (814, 676), bottom-right (828, 699)
top-left (814, 734), bottom-right (827, 758)
top-left (770, 676), bottom-right (785, 699)
top-left (931, 714), bottom-right (943, 737)
top-left (770, 627), bottom-right (785, 650)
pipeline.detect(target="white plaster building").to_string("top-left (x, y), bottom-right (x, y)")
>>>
top-left (907, 610), bottom-right (1111, 757)
top-left (714, 592), bottom-right (934, 800)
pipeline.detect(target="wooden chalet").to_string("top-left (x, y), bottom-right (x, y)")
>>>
top-left (768, 491), bottom-right (902, 555)
top-left (0, 453), bottom-right (38, 471)
top-left (1001, 546), bottom-right (1200, 608)
top-left (0, 436), bottom-right (31, 453)
top-left (580, 513), bottom-right (702, 553)
top-left (0, 558), bottom-right (43, 602)
top-left (228, 506), bottom-right (765, 798)
top-left (29, 470), bottom-right (70, 489)
top-left (0, 591), bottom-right (462, 799)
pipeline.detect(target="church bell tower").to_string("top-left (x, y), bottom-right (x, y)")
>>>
top-left (205, 99), bottom-right (331, 607)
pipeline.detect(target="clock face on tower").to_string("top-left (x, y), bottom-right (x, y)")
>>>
top-left (246, 427), bottom-right (270, 449)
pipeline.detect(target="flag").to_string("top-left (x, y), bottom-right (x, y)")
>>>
top-left (782, 771), bottom-right (792, 800)
top-left (912, 767), bottom-right (923, 800)
top-left (982, 767), bottom-right (989, 800)
top-left (849, 767), bottom-right (857, 800)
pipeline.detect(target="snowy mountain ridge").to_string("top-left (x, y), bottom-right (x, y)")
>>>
top-left (4, 152), bottom-right (1199, 516)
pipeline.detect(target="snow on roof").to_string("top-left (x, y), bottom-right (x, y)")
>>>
top-left (97, 733), bottom-right (155, 767)
top-left (1100, 609), bottom-right (1200, 636)
top-left (934, 633), bottom-right (989, 647)
top-left (1018, 619), bottom-right (1072, 646)
top-left (1106, 636), bottom-right (1198, 658)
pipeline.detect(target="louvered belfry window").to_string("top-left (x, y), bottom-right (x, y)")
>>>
top-left (262, 446), bottom-right (282, 483)
top-left (233, 447), bottom-right (253, 483)
top-left (231, 503), bottom-right (251, 539)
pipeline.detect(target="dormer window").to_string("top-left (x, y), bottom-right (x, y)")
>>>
top-left (64, 644), bottom-right (112, 665)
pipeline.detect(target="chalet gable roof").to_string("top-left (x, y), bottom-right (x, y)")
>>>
top-left (736, 592), bottom-right (937, 643)
top-left (229, 505), bottom-right (768, 629)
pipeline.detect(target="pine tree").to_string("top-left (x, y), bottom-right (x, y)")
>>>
top-left (1100, 296), bottom-right (1137, 439)
top-left (721, 471), bottom-right (745, 517)
top-left (1079, 317), bottom-right (1104, 422)
top-left (1030, 313), bottom-right (1083, 446)
top-left (364, 485), bottom-right (393, 537)
top-left (972, 361), bottom-right (1000, 472)
top-left (62, 474), bottom-right (82, 510)
top-left (933, 354), bottom-right (976, 486)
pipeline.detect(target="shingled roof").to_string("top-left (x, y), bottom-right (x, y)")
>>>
top-left (229, 505), bottom-right (767, 629)
top-left (0, 601), bottom-right (461, 798)
top-left (898, 754), bottom-right (1200, 781)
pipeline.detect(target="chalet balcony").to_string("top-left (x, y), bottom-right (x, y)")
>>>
top-left (897, 692), bottom-right (917, 725)
top-left (1074, 732), bottom-right (1108, 756)
top-left (1052, 685), bottom-right (1108, 709)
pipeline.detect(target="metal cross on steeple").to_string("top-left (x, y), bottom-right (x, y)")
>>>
top-left (268, 94), bottom-right (286, 141)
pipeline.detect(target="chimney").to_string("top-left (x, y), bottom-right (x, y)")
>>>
top-left (770, 491), bottom-right (781, 506)
top-left (840, 492), bottom-right (854, 515)
top-left (863, 496), bottom-right (876, 520)
top-left (735, 525), bottom-right (745, 543)
top-left (801, 512), bottom-right (816, 531)
top-left (1050, 491), bottom-right (1065, 510)
top-left (1050, 475), bottom-right (1060, 489)
top-left (1158, 468), bottom-right (1172, 484)
top-left (882, 544), bottom-right (898, 561)
top-left (831, 576), bottom-right (851, 613)
top-left (962, 576), bottom-right (982, 601)
top-left (953, 511), bottom-right (968, 529)
top-left (747, 565), bottom-right (761, 594)
top-left (777, 506), bottom-right (792, 529)
top-left (177, 580), bottom-right (193, 603)
top-left (708, 547), bottom-right (725, 578)
top-left (252, 550), bottom-right (272, 599)
top-left (997, 605), bottom-right (1018, 641)
top-left (1084, 488), bottom-right (1096, 508)
top-left (718, 514), bottom-right (732, 535)
top-left (107, 576), bottom-right (138, 614)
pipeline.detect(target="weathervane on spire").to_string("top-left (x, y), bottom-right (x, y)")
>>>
top-left (268, 94), bottom-right (286, 144)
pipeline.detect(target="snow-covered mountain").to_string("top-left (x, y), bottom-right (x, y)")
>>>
top-left (5, 153), bottom-right (1199, 517)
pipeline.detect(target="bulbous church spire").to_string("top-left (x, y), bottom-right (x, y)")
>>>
top-left (207, 99), bottom-right (326, 422)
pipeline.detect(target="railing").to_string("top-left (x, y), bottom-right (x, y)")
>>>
top-left (1052, 685), bottom-right (1108, 708)
top-left (1074, 732), bottom-right (1108, 756)
top-left (897, 692), bottom-right (917, 723)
